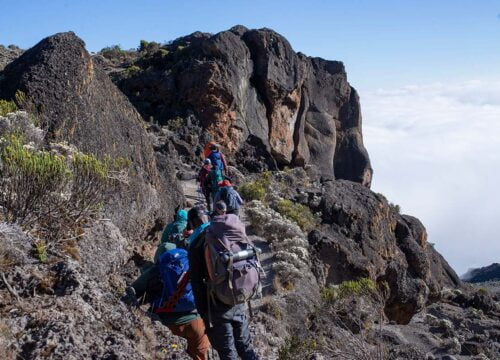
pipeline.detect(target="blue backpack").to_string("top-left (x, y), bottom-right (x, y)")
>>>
top-left (154, 249), bottom-right (196, 313)
top-left (220, 187), bottom-right (241, 212)
top-left (208, 151), bottom-right (224, 171)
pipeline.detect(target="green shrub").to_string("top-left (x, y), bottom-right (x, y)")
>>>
top-left (320, 286), bottom-right (338, 302)
top-left (139, 40), bottom-right (149, 52)
top-left (138, 40), bottom-right (160, 53)
top-left (321, 278), bottom-right (377, 304)
top-left (124, 65), bottom-right (141, 77)
top-left (239, 181), bottom-right (266, 201)
top-left (338, 278), bottom-right (376, 298)
top-left (99, 45), bottom-right (135, 62)
top-left (0, 134), bottom-right (131, 247)
top-left (34, 240), bottom-right (47, 263)
top-left (0, 99), bottom-right (17, 116)
top-left (238, 171), bottom-right (272, 202)
top-left (275, 199), bottom-right (316, 231)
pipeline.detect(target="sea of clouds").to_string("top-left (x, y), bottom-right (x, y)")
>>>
top-left (362, 80), bottom-right (500, 275)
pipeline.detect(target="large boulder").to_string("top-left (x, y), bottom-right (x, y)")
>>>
top-left (113, 26), bottom-right (372, 186)
top-left (0, 32), bottom-right (183, 240)
top-left (311, 180), bottom-right (460, 324)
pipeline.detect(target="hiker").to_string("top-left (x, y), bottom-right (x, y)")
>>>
top-left (207, 143), bottom-right (228, 176)
top-left (187, 205), bottom-right (260, 360)
top-left (203, 141), bottom-right (216, 159)
top-left (124, 244), bottom-right (210, 360)
top-left (154, 209), bottom-right (188, 262)
top-left (197, 159), bottom-right (213, 210)
top-left (205, 165), bottom-right (224, 212)
top-left (213, 200), bottom-right (227, 216)
top-left (214, 179), bottom-right (244, 216)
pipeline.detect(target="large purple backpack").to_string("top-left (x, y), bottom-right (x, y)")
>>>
top-left (205, 214), bottom-right (262, 305)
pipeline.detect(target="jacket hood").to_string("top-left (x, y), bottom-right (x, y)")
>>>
top-left (175, 209), bottom-right (188, 222)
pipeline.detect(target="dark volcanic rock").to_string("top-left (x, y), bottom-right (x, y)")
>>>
top-left (463, 263), bottom-right (500, 283)
top-left (312, 180), bottom-right (460, 324)
top-left (113, 26), bottom-right (372, 185)
top-left (0, 32), bottom-right (183, 240)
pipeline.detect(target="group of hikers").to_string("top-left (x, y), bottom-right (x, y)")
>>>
top-left (123, 142), bottom-right (261, 360)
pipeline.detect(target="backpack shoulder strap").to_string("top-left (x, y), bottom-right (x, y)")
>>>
top-left (155, 272), bottom-right (191, 313)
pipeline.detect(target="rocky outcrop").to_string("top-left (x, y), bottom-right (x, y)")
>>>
top-left (113, 26), bottom-right (372, 186)
top-left (463, 263), bottom-right (500, 283)
top-left (312, 180), bottom-right (460, 324)
top-left (0, 44), bottom-right (22, 70)
top-left (0, 32), bottom-right (183, 240)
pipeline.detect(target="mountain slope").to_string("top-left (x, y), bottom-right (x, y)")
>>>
top-left (112, 26), bottom-right (372, 185)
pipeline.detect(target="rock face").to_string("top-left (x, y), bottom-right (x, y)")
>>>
top-left (0, 44), bottom-right (22, 70)
top-left (463, 263), bottom-right (500, 283)
top-left (313, 181), bottom-right (460, 324)
top-left (0, 32), bottom-right (183, 240)
top-left (114, 26), bottom-right (372, 186)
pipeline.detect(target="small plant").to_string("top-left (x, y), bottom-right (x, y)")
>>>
top-left (262, 299), bottom-right (283, 320)
top-left (320, 286), bottom-right (338, 302)
top-left (34, 240), bottom-right (47, 263)
top-left (62, 240), bottom-right (81, 261)
top-left (274, 199), bottom-right (316, 232)
top-left (239, 181), bottom-right (266, 201)
top-left (99, 45), bottom-right (135, 62)
top-left (0, 99), bottom-right (17, 117)
top-left (278, 335), bottom-right (318, 360)
top-left (238, 171), bottom-right (272, 202)
top-left (124, 65), bottom-right (141, 77)
top-left (139, 40), bottom-right (149, 52)
top-left (338, 278), bottom-right (376, 298)
top-left (321, 278), bottom-right (377, 304)
top-left (166, 116), bottom-right (185, 132)
top-left (390, 202), bottom-right (401, 214)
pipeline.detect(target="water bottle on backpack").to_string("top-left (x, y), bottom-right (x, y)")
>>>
top-left (205, 214), bottom-right (264, 306)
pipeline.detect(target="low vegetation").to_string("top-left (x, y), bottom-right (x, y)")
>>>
top-left (278, 335), bottom-right (318, 360)
top-left (99, 45), bottom-right (135, 62)
top-left (0, 134), bottom-right (131, 250)
top-left (321, 278), bottom-right (377, 302)
top-left (238, 171), bottom-right (272, 201)
top-left (0, 99), bottom-right (17, 117)
top-left (274, 199), bottom-right (316, 232)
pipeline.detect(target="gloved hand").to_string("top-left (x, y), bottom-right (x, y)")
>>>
top-left (121, 286), bottom-right (140, 308)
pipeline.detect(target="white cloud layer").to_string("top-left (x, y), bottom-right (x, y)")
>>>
top-left (362, 80), bottom-right (500, 275)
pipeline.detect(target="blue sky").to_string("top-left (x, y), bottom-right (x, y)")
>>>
top-left (2, 0), bottom-right (500, 89)
top-left (2, 0), bottom-right (500, 273)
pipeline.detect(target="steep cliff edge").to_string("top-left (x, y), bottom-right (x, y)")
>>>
top-left (112, 26), bottom-right (372, 186)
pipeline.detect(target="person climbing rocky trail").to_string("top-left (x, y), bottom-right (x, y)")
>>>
top-left (0, 28), bottom-right (498, 360)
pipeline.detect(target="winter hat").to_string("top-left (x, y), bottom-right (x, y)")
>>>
top-left (218, 179), bottom-right (233, 187)
top-left (203, 158), bottom-right (211, 165)
top-left (214, 201), bottom-right (227, 213)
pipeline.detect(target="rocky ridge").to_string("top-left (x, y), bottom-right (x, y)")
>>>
top-left (463, 264), bottom-right (500, 284)
top-left (0, 29), bottom-right (498, 359)
top-left (111, 26), bottom-right (372, 186)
